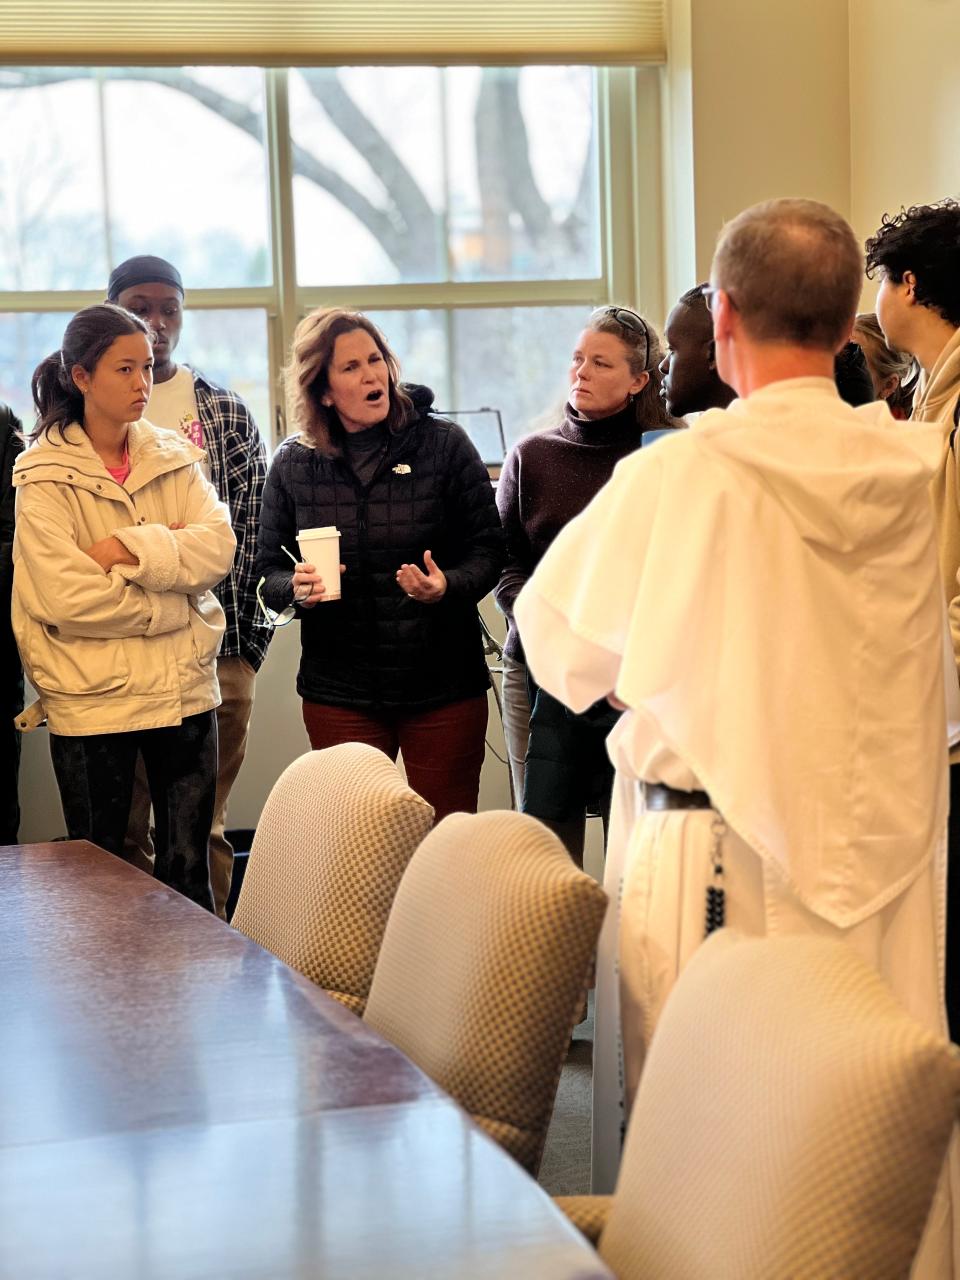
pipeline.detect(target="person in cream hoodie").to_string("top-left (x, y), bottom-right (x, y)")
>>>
top-left (12, 303), bottom-right (235, 911)
top-left (867, 199), bottom-right (960, 1042)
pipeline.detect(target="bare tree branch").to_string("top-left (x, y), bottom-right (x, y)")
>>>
top-left (0, 67), bottom-right (410, 270)
top-left (299, 68), bottom-right (437, 274)
top-left (477, 69), bottom-right (552, 242)
top-left (561, 130), bottom-right (597, 253)
top-left (0, 66), bottom-right (594, 280)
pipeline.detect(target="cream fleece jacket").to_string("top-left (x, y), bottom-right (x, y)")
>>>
top-left (912, 329), bottom-right (960, 675)
top-left (910, 327), bottom-right (960, 761)
top-left (12, 418), bottom-right (236, 735)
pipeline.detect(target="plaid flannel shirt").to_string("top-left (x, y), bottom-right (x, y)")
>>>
top-left (191, 368), bottom-right (271, 671)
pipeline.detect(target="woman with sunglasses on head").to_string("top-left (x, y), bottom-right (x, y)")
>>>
top-left (256, 307), bottom-right (505, 821)
top-left (12, 303), bottom-right (236, 910)
top-left (496, 305), bottom-right (678, 866)
top-left (852, 312), bottom-right (919, 420)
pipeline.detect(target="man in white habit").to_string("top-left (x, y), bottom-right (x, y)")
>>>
top-left (515, 197), bottom-right (956, 1274)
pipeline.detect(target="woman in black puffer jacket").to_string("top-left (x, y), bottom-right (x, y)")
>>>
top-left (257, 307), bottom-right (505, 820)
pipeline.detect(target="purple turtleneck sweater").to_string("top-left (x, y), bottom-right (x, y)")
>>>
top-left (495, 401), bottom-right (645, 662)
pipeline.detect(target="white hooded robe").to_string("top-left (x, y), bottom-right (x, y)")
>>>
top-left (515, 378), bottom-right (955, 1275)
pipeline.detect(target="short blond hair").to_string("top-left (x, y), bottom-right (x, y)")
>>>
top-left (852, 312), bottom-right (918, 417)
top-left (711, 198), bottom-right (862, 351)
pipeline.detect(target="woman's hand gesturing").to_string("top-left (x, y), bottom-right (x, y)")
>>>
top-left (396, 550), bottom-right (447, 603)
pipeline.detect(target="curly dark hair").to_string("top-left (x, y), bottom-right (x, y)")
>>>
top-left (864, 200), bottom-right (960, 328)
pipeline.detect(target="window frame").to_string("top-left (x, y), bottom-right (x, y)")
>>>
top-left (0, 65), bottom-right (663, 451)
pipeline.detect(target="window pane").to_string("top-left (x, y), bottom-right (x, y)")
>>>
top-left (291, 67), bottom-right (599, 287)
top-left (363, 309), bottom-right (451, 405)
top-left (451, 306), bottom-right (586, 449)
top-left (0, 76), bottom-right (106, 290)
top-left (0, 67), bottom-right (270, 290)
top-left (291, 69), bottom-right (445, 286)
top-left (361, 305), bottom-right (586, 458)
top-left (105, 69), bottom-right (270, 288)
top-left (446, 68), bottom-right (599, 282)
top-left (0, 313), bottom-right (72, 425)
top-left (180, 309), bottom-right (272, 450)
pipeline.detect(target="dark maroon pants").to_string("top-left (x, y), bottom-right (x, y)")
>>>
top-left (301, 696), bottom-right (488, 822)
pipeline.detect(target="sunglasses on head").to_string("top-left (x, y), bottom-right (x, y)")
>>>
top-left (594, 306), bottom-right (649, 367)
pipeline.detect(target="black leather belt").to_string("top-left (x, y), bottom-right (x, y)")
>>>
top-left (642, 781), bottom-right (713, 811)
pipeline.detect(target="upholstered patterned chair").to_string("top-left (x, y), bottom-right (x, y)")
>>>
top-left (362, 810), bottom-right (608, 1175)
top-left (232, 744), bottom-right (434, 1014)
top-left (557, 931), bottom-right (960, 1280)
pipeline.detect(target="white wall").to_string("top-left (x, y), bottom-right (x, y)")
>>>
top-left (683, 0), bottom-right (852, 282)
top-left (848, 0), bottom-right (960, 305)
top-left (662, 0), bottom-right (960, 309)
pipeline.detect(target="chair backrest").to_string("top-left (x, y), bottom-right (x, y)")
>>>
top-left (232, 744), bottom-right (434, 1014)
top-left (362, 810), bottom-right (608, 1174)
top-left (599, 930), bottom-right (960, 1280)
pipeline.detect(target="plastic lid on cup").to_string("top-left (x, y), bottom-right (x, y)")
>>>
top-left (298, 526), bottom-right (340, 538)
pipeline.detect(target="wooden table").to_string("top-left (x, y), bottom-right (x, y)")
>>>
top-left (0, 841), bottom-right (611, 1279)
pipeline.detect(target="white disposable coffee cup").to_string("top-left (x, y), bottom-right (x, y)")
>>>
top-left (297, 526), bottom-right (341, 602)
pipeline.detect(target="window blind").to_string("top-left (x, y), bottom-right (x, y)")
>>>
top-left (0, 0), bottom-right (665, 66)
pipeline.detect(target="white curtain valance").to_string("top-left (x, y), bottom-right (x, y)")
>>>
top-left (0, 0), bottom-right (666, 66)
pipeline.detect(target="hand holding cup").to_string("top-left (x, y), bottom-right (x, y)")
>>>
top-left (292, 561), bottom-right (345, 608)
top-left (295, 526), bottom-right (342, 604)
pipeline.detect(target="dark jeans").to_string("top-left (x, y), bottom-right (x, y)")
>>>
top-left (50, 711), bottom-right (217, 912)
top-left (947, 762), bottom-right (960, 1041)
top-left (521, 681), bottom-right (617, 866)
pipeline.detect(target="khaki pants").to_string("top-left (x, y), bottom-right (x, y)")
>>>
top-left (124, 655), bottom-right (256, 918)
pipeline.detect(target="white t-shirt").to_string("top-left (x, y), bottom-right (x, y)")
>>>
top-left (145, 366), bottom-right (211, 479)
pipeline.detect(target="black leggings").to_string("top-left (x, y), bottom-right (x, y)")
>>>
top-left (50, 711), bottom-right (217, 912)
top-left (521, 682), bottom-right (617, 867)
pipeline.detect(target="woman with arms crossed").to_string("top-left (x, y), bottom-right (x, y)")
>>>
top-left (257, 308), bottom-right (504, 820)
top-left (13, 304), bottom-right (235, 910)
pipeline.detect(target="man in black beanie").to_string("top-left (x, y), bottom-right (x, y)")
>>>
top-left (108, 254), bottom-right (269, 918)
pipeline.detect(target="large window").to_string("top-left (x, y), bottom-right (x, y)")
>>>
top-left (0, 65), bottom-right (649, 453)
